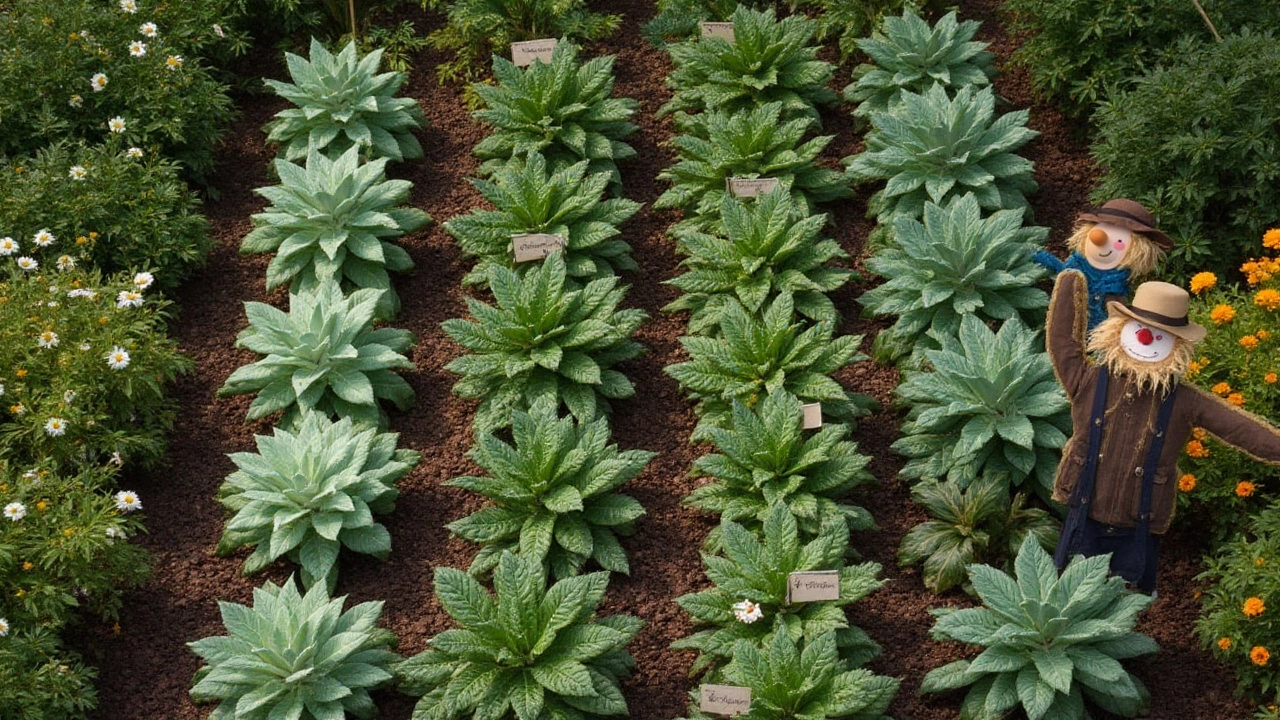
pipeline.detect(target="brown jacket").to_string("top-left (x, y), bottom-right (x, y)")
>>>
top-left (1048, 271), bottom-right (1280, 533)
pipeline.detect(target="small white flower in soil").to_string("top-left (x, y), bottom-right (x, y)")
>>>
top-left (139, 22), bottom-right (158, 37)
top-left (0, 237), bottom-right (16, 255)
top-left (56, 255), bottom-right (76, 271)
top-left (165, 55), bottom-right (183, 71)
top-left (107, 346), bottom-right (131, 370)
top-left (126, 147), bottom-right (143, 158)
top-left (44, 417), bottom-right (68, 436)
top-left (33, 229), bottom-right (55, 247)
top-left (132, 271), bottom-right (154, 290)
top-left (116, 290), bottom-right (144, 308)
top-left (114, 490), bottom-right (142, 512)
top-left (16, 257), bottom-right (38, 271)
top-left (119, 0), bottom-right (137, 13)
top-left (732, 599), bottom-right (764, 624)
top-left (37, 330), bottom-right (59, 349)
top-left (108, 116), bottom-right (126, 134)
top-left (129, 40), bottom-right (146, 57)
top-left (3, 503), bottom-right (25, 522)
top-left (90, 72), bottom-right (108, 91)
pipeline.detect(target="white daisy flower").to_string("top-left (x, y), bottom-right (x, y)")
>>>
top-left (126, 147), bottom-right (143, 159)
top-left (131, 271), bottom-right (154, 290)
top-left (114, 490), bottom-right (142, 512)
top-left (68, 165), bottom-right (87, 180)
top-left (0, 237), bottom-right (16, 255)
top-left (2, 503), bottom-right (22, 521)
top-left (56, 255), bottom-right (76, 271)
top-left (732, 599), bottom-right (764, 624)
top-left (44, 417), bottom-right (68, 436)
top-left (119, 0), bottom-right (137, 13)
top-left (116, 290), bottom-right (144, 308)
top-left (63, 390), bottom-right (76, 404)
top-left (128, 40), bottom-right (146, 57)
top-left (139, 22), bottom-right (158, 37)
top-left (46, 301), bottom-right (58, 308)
top-left (105, 526), bottom-right (123, 539)
top-left (33, 229), bottom-right (55, 247)
top-left (165, 55), bottom-right (183, 71)
top-left (106, 346), bottom-right (131, 370)
top-left (110, 451), bottom-right (124, 466)
top-left (0, 618), bottom-right (9, 636)
top-left (16, 257), bottom-right (38, 272)
top-left (79, 342), bottom-right (91, 351)
top-left (107, 117), bottom-right (126, 134)
top-left (69, 94), bottom-right (83, 108)
top-left (37, 330), bottom-right (59, 348)
top-left (90, 73), bottom-right (108, 92)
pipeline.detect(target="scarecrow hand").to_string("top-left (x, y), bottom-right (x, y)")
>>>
top-left (1034, 250), bottom-right (1066, 273)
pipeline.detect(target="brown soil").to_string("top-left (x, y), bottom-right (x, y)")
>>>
top-left (71, 1), bottom-right (1252, 719)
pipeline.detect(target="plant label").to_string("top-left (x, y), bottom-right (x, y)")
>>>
top-left (700, 684), bottom-right (751, 716)
top-left (786, 570), bottom-right (840, 604)
top-left (725, 177), bottom-right (780, 198)
top-left (801, 402), bottom-right (822, 429)
top-left (512, 233), bottom-right (567, 262)
top-left (699, 22), bottom-right (735, 42)
top-left (511, 39), bottom-right (558, 67)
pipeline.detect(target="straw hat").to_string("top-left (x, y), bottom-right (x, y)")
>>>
top-left (1106, 281), bottom-right (1206, 342)
top-left (1078, 199), bottom-right (1173, 251)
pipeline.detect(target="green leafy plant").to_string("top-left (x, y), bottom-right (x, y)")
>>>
top-left (396, 551), bottom-right (642, 720)
top-left (898, 475), bottom-right (1058, 594)
top-left (676, 626), bottom-right (899, 720)
top-left (0, 625), bottom-right (100, 720)
top-left (640, 0), bottom-right (752, 46)
top-left (672, 505), bottom-right (884, 677)
top-left (472, 42), bottom-right (638, 189)
top-left (798, 0), bottom-right (938, 67)
top-left (240, 146), bottom-right (427, 319)
top-left (845, 84), bottom-right (1037, 246)
top-left (188, 577), bottom-right (400, 720)
top-left (659, 6), bottom-right (836, 132)
top-left (446, 397), bottom-right (653, 579)
top-left (921, 536), bottom-right (1157, 719)
top-left (423, 0), bottom-right (621, 85)
top-left (442, 253), bottom-right (646, 435)
top-left (665, 182), bottom-right (853, 336)
top-left (215, 410), bottom-right (419, 593)
top-left (686, 389), bottom-right (876, 544)
top-left (218, 281), bottom-right (416, 430)
top-left (264, 38), bottom-right (427, 163)
top-left (665, 292), bottom-right (872, 439)
top-left (859, 195), bottom-right (1049, 368)
top-left (892, 315), bottom-right (1070, 496)
top-left (655, 102), bottom-right (851, 234)
top-left (844, 9), bottom-right (994, 119)
top-left (443, 152), bottom-right (640, 287)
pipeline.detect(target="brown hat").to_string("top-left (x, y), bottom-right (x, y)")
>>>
top-left (1078, 199), bottom-right (1173, 251)
top-left (1106, 281), bottom-right (1206, 342)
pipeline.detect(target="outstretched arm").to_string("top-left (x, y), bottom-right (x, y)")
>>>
top-left (1191, 385), bottom-right (1280, 464)
top-left (1033, 250), bottom-right (1066, 273)
top-left (1046, 270), bottom-right (1089, 397)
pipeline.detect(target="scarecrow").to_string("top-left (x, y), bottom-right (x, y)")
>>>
top-left (1047, 270), bottom-right (1280, 593)
top-left (1035, 199), bottom-right (1171, 331)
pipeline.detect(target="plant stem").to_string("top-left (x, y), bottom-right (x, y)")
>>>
top-left (1190, 0), bottom-right (1222, 41)
top-left (348, 0), bottom-right (358, 40)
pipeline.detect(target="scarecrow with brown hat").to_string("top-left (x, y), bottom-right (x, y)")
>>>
top-left (1035, 198), bottom-right (1172, 331)
top-left (1047, 270), bottom-right (1280, 592)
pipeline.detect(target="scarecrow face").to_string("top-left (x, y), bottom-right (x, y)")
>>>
top-left (1083, 221), bottom-right (1133, 270)
top-left (1119, 320), bottom-right (1175, 363)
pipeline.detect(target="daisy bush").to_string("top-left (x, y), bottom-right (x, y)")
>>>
top-left (0, 265), bottom-right (191, 469)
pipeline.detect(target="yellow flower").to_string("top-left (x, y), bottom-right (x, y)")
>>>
top-left (1256, 289), bottom-right (1280, 311)
top-left (1187, 360), bottom-right (1202, 377)
top-left (1238, 481), bottom-right (1258, 497)
top-left (1186, 439), bottom-right (1210, 458)
top-left (1245, 596), bottom-right (1267, 616)
top-left (1241, 335), bottom-right (1260, 350)
top-left (1260, 329), bottom-right (1272, 340)
top-left (1179, 473), bottom-right (1196, 492)
top-left (1212, 382), bottom-right (1232, 396)
top-left (1258, 557), bottom-right (1267, 567)
top-left (1264, 228), bottom-right (1280, 251)
top-left (1193, 427), bottom-right (1208, 440)
top-left (22, 561), bottom-right (33, 571)
top-left (62, 528), bottom-right (73, 537)
top-left (1228, 393), bottom-right (1245, 407)
top-left (1219, 637), bottom-right (1233, 651)
top-left (1267, 372), bottom-right (1278, 384)
top-left (1190, 272), bottom-right (1217, 294)
top-left (15, 588), bottom-right (25, 598)
top-left (1211, 304), bottom-right (1237, 324)
top-left (1253, 646), bottom-right (1271, 666)
top-left (35, 500), bottom-right (47, 513)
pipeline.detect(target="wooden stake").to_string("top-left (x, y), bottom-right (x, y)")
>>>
top-left (1190, 0), bottom-right (1222, 42)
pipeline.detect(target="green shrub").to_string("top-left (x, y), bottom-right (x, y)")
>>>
top-left (859, 195), bottom-right (1049, 368)
top-left (216, 410), bottom-right (419, 593)
top-left (800, 0), bottom-right (939, 67)
top-left (472, 42), bottom-right (638, 189)
top-left (0, 141), bottom-right (209, 288)
top-left (1091, 31), bottom-right (1280, 280)
top-left (672, 505), bottom-right (884, 677)
top-left (241, 146), bottom-right (427, 319)
top-left (218, 281), bottom-right (416, 430)
top-left (397, 552), bottom-right (642, 720)
top-left (264, 38), bottom-right (427, 163)
top-left (0, 625), bottom-right (99, 720)
top-left (443, 152), bottom-right (640, 288)
top-left (666, 184), bottom-right (853, 336)
top-left (189, 577), bottom-right (400, 720)
top-left (922, 536), bottom-right (1157, 719)
top-left (447, 397), bottom-right (652, 579)
top-left (0, 266), bottom-right (191, 469)
top-left (641, 0), bottom-right (755, 46)
top-left (442, 253), bottom-right (646, 435)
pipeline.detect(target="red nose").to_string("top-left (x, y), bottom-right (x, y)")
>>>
top-left (1136, 327), bottom-right (1154, 345)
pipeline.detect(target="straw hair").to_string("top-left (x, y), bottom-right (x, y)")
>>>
top-left (1088, 315), bottom-right (1195, 395)
top-left (1065, 221), bottom-right (1165, 277)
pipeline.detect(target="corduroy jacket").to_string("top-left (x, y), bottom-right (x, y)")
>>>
top-left (1047, 271), bottom-right (1280, 534)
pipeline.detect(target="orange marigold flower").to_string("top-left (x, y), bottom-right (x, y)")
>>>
top-left (1267, 372), bottom-right (1278, 384)
top-left (1186, 439), bottom-right (1210, 458)
top-left (15, 369), bottom-right (26, 377)
top-left (1238, 481), bottom-right (1258, 497)
top-left (1228, 393), bottom-right (1246, 407)
top-left (1211, 304), bottom-right (1237, 324)
top-left (22, 561), bottom-right (33, 571)
top-left (1265, 228), bottom-right (1280, 251)
top-left (1193, 427), bottom-right (1208, 440)
top-left (1260, 329), bottom-right (1272, 340)
top-left (1212, 382), bottom-right (1232, 396)
top-left (1187, 360), bottom-right (1202, 376)
top-left (1190, 272), bottom-right (1217, 294)
top-left (1259, 557), bottom-right (1267, 567)
top-left (1244, 596), bottom-right (1267, 616)
top-left (1219, 637), bottom-right (1233, 651)
top-left (1241, 335), bottom-right (1260, 350)
top-left (1257, 289), bottom-right (1280, 311)
top-left (35, 500), bottom-right (47, 512)
top-left (1252, 646), bottom-right (1271, 666)
top-left (1179, 473), bottom-right (1196, 492)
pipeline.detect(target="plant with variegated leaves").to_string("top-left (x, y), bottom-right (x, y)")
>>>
top-left (218, 281), bottom-right (416, 430)
top-left (921, 536), bottom-right (1156, 719)
top-left (442, 253), bottom-right (646, 435)
top-left (396, 552), bottom-right (642, 720)
top-left (672, 505), bottom-right (884, 677)
top-left (443, 152), bottom-right (640, 287)
top-left (215, 410), bottom-right (420, 593)
top-left (241, 146), bottom-right (428, 319)
top-left (666, 187), bottom-right (853, 335)
top-left (446, 397), bottom-right (653, 579)
top-left (264, 38), bottom-right (426, 162)
top-left (473, 42), bottom-right (638, 189)
top-left (860, 194), bottom-right (1049, 368)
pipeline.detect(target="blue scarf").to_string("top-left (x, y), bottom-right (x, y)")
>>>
top-left (1034, 251), bottom-right (1131, 331)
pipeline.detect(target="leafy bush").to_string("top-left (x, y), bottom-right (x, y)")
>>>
top-left (666, 187), bottom-right (853, 335)
top-left (218, 281), bottom-right (416, 430)
top-left (845, 84), bottom-right (1037, 246)
top-left (800, 0), bottom-right (940, 67)
top-left (216, 411), bottom-right (419, 593)
top-left (241, 146), bottom-right (427, 319)
top-left (922, 536), bottom-right (1157, 719)
top-left (892, 315), bottom-right (1070, 496)
top-left (0, 625), bottom-right (100, 720)
top-left (447, 397), bottom-right (652, 579)
top-left (898, 475), bottom-right (1058, 594)
top-left (473, 42), bottom-right (638, 189)
top-left (666, 292), bottom-right (872, 439)
top-left (844, 9), bottom-right (994, 119)
top-left (1091, 31), bottom-right (1280, 280)
top-left (0, 141), bottom-right (209, 287)
top-left (659, 6), bottom-right (836, 132)
top-left (655, 103), bottom-right (851, 234)
top-left (444, 152), bottom-right (640, 287)
top-left (641, 0), bottom-right (755, 46)
top-left (686, 389), bottom-right (876, 544)
top-left (396, 552), bottom-right (642, 720)
top-left (859, 195), bottom-right (1049, 367)
top-left (423, 0), bottom-right (621, 85)
top-left (0, 267), bottom-right (191, 469)
top-left (443, 253), bottom-right (646, 435)
top-left (264, 38), bottom-right (427, 163)
top-left (189, 577), bottom-right (399, 720)
top-left (672, 505), bottom-right (884, 677)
